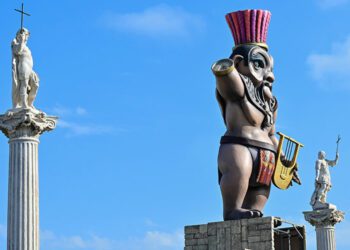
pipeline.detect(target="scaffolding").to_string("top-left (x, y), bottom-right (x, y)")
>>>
top-left (273, 218), bottom-right (307, 250)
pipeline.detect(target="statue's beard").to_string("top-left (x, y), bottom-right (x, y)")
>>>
top-left (254, 82), bottom-right (272, 103)
top-left (262, 83), bottom-right (273, 101)
top-left (240, 73), bottom-right (277, 128)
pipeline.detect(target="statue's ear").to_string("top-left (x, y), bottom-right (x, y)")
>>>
top-left (232, 55), bottom-right (244, 68)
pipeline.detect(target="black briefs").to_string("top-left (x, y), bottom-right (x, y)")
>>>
top-left (220, 136), bottom-right (277, 153)
top-left (218, 136), bottom-right (277, 186)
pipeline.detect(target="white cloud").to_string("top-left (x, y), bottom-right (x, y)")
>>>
top-left (317, 0), bottom-right (349, 8)
top-left (102, 4), bottom-right (205, 38)
top-left (41, 230), bottom-right (114, 250)
top-left (307, 36), bottom-right (350, 88)
top-left (52, 105), bottom-right (87, 117)
top-left (76, 107), bottom-right (88, 116)
top-left (142, 230), bottom-right (183, 249)
top-left (41, 229), bottom-right (183, 250)
top-left (144, 218), bottom-right (159, 227)
top-left (58, 120), bottom-right (115, 137)
top-left (48, 105), bottom-right (121, 136)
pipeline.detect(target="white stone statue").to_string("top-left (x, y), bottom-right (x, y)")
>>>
top-left (11, 28), bottom-right (39, 109)
top-left (310, 150), bottom-right (339, 209)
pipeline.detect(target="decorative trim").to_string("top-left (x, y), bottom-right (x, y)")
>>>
top-left (0, 108), bottom-right (58, 139)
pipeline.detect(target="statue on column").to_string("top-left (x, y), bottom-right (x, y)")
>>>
top-left (11, 28), bottom-right (39, 110)
top-left (212, 10), bottom-right (301, 220)
top-left (310, 138), bottom-right (340, 210)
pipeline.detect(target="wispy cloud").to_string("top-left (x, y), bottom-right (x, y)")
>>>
top-left (102, 4), bottom-right (205, 38)
top-left (307, 35), bottom-right (350, 89)
top-left (52, 105), bottom-right (88, 117)
top-left (41, 229), bottom-right (183, 250)
top-left (317, 0), bottom-right (349, 8)
top-left (41, 230), bottom-right (114, 250)
top-left (50, 105), bottom-right (122, 137)
top-left (144, 218), bottom-right (159, 228)
top-left (58, 120), bottom-right (116, 137)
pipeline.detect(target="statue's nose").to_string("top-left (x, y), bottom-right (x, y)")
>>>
top-left (265, 71), bottom-right (275, 84)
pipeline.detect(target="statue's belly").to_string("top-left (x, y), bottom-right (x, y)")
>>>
top-left (18, 59), bottom-right (33, 80)
top-left (224, 102), bottom-right (273, 144)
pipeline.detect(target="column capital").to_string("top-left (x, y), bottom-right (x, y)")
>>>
top-left (0, 108), bottom-right (58, 139)
top-left (303, 209), bottom-right (345, 227)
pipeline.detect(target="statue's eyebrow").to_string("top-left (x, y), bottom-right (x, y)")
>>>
top-left (270, 55), bottom-right (274, 70)
top-left (251, 52), bottom-right (267, 66)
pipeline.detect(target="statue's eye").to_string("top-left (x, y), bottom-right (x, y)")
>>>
top-left (253, 60), bottom-right (265, 69)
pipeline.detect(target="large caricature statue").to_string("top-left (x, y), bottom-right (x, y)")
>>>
top-left (212, 10), bottom-right (300, 220)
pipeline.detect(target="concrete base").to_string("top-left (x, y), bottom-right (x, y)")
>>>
top-left (184, 217), bottom-right (306, 250)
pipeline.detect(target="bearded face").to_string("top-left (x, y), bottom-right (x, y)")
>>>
top-left (232, 45), bottom-right (275, 101)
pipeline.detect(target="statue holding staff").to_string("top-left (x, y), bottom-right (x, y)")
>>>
top-left (310, 136), bottom-right (340, 209)
top-left (11, 28), bottom-right (39, 109)
top-left (11, 5), bottom-right (39, 110)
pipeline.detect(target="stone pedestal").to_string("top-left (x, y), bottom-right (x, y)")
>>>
top-left (0, 109), bottom-right (57, 250)
top-left (304, 208), bottom-right (345, 250)
top-left (184, 217), bottom-right (306, 250)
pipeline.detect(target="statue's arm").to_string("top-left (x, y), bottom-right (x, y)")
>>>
top-left (11, 39), bottom-right (25, 56)
top-left (315, 160), bottom-right (321, 182)
top-left (212, 58), bottom-right (244, 101)
top-left (268, 112), bottom-right (279, 151)
top-left (326, 154), bottom-right (339, 167)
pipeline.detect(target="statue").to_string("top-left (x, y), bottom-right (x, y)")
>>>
top-left (310, 137), bottom-right (340, 210)
top-left (212, 10), bottom-right (301, 220)
top-left (11, 28), bottom-right (39, 110)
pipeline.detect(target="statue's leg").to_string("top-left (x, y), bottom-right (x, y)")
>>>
top-left (19, 79), bottom-right (29, 108)
top-left (310, 189), bottom-right (317, 206)
top-left (242, 185), bottom-right (270, 213)
top-left (318, 183), bottom-right (327, 203)
top-left (218, 144), bottom-right (259, 220)
top-left (242, 147), bottom-right (270, 214)
top-left (28, 73), bottom-right (39, 109)
top-left (323, 184), bottom-right (330, 202)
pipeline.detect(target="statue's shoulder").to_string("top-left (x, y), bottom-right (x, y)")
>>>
top-left (315, 159), bottom-right (323, 165)
top-left (11, 39), bottom-right (18, 47)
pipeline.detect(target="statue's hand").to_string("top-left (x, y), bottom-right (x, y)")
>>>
top-left (291, 163), bottom-right (302, 185)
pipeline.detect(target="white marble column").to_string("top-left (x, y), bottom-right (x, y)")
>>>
top-left (315, 226), bottom-right (335, 250)
top-left (0, 109), bottom-right (57, 250)
top-left (304, 209), bottom-right (344, 250)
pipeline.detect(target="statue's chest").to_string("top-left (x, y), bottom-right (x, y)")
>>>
top-left (240, 74), bottom-right (277, 129)
top-left (320, 160), bottom-right (329, 173)
top-left (241, 98), bottom-right (267, 127)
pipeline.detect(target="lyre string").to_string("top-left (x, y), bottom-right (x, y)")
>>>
top-left (286, 140), bottom-right (291, 162)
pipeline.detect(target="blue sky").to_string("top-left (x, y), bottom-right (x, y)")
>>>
top-left (0, 0), bottom-right (349, 249)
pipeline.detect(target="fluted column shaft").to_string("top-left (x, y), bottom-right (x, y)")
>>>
top-left (7, 136), bottom-right (39, 250)
top-left (316, 226), bottom-right (335, 250)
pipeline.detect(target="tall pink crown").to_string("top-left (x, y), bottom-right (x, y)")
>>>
top-left (225, 10), bottom-right (271, 49)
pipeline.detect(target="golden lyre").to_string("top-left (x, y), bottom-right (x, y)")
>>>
top-left (273, 132), bottom-right (304, 190)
